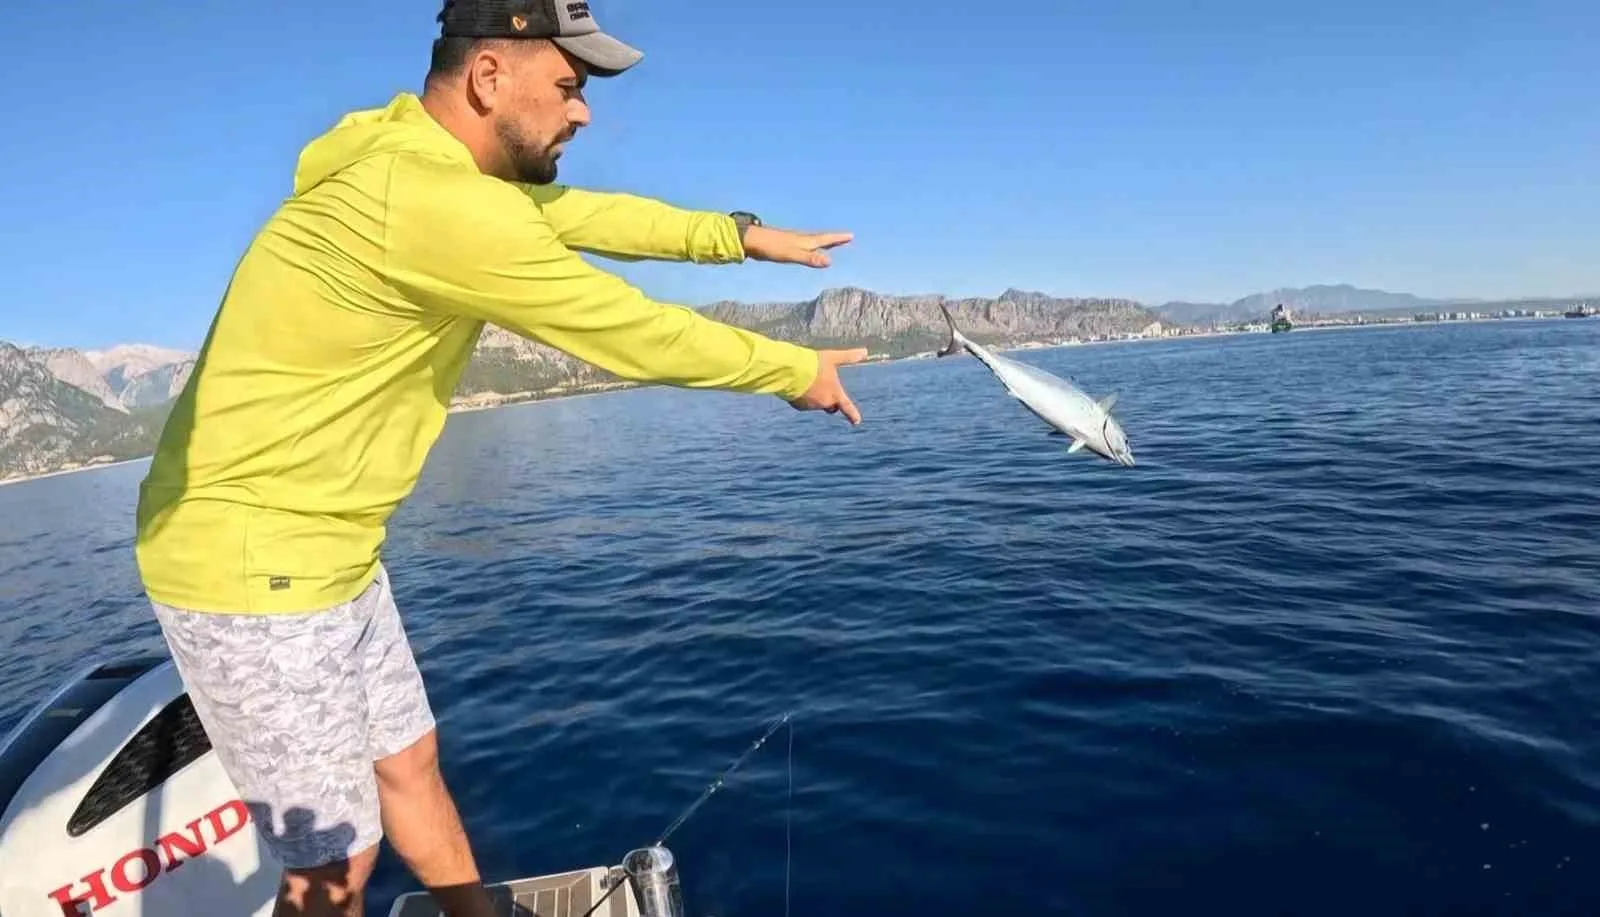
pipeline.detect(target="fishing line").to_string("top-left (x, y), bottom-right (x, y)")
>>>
top-left (656, 712), bottom-right (791, 846)
top-left (578, 712), bottom-right (796, 917)
top-left (785, 718), bottom-right (794, 917)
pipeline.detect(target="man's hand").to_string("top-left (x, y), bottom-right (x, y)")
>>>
top-left (789, 348), bottom-right (869, 424)
top-left (743, 225), bottom-right (854, 268)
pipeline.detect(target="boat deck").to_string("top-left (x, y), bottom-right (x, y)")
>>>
top-left (388, 865), bottom-right (636, 917)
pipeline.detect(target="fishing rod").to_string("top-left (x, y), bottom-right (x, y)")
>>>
top-left (579, 712), bottom-right (796, 917)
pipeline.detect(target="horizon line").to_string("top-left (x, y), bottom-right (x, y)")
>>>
top-left (7, 282), bottom-right (1596, 354)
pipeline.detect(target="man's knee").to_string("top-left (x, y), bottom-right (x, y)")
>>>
top-left (376, 726), bottom-right (441, 791)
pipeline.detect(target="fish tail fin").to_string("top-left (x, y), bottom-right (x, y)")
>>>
top-left (937, 302), bottom-right (964, 358)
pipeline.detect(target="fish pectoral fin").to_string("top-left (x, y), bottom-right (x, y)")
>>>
top-left (1067, 438), bottom-right (1087, 453)
top-left (1097, 392), bottom-right (1119, 411)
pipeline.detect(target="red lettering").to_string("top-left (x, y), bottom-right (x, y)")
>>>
top-left (157, 817), bottom-right (208, 871)
top-left (111, 848), bottom-right (162, 894)
top-left (206, 798), bottom-right (251, 844)
top-left (44, 799), bottom-right (255, 912)
top-left (46, 869), bottom-right (117, 916)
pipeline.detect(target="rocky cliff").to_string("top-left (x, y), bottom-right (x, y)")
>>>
top-left (0, 343), bottom-right (163, 480)
top-left (117, 358), bottom-right (196, 409)
top-left (454, 286), bottom-right (1164, 399)
top-left (25, 347), bottom-right (125, 412)
top-left (704, 286), bottom-right (1161, 351)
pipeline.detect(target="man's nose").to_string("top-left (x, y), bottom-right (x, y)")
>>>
top-left (567, 99), bottom-right (592, 128)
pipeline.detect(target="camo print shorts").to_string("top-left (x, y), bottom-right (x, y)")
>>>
top-left (150, 564), bottom-right (436, 870)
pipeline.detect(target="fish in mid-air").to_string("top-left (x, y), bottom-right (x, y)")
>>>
top-left (937, 303), bottom-right (1135, 466)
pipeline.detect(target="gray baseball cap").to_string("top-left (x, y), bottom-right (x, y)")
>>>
top-left (437, 0), bottom-right (643, 77)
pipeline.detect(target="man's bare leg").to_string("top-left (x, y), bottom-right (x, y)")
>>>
top-left (376, 729), bottom-right (498, 917)
top-left (272, 844), bottom-right (379, 916)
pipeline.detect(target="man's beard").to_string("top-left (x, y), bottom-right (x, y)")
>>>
top-left (495, 117), bottom-right (561, 185)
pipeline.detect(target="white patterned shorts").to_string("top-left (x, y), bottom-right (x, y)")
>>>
top-left (150, 565), bottom-right (436, 870)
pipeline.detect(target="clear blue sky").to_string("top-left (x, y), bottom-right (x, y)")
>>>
top-left (3, 0), bottom-right (1597, 350)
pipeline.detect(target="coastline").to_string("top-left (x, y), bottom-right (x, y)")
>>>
top-left (0, 314), bottom-right (1563, 489)
top-left (0, 456), bottom-right (150, 490)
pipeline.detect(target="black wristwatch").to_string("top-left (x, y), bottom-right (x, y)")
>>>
top-left (729, 210), bottom-right (762, 240)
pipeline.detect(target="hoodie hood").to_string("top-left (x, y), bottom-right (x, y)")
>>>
top-left (292, 93), bottom-right (476, 196)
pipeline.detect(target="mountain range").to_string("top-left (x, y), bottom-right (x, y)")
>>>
top-left (1153, 284), bottom-right (1447, 326)
top-left (1151, 282), bottom-right (1591, 326)
top-left (0, 342), bottom-right (177, 481)
top-left (1, 282), bottom-right (1586, 482)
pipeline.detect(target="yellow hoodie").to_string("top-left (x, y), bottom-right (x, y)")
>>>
top-left (135, 92), bottom-right (820, 614)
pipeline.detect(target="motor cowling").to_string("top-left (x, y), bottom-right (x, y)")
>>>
top-left (0, 658), bottom-right (280, 916)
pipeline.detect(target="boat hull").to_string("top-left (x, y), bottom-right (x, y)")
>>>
top-left (1, 657), bottom-right (653, 917)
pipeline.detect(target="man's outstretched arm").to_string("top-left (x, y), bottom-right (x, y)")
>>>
top-left (519, 183), bottom-right (854, 269)
top-left (518, 183), bottom-right (744, 263)
top-left (387, 163), bottom-right (864, 419)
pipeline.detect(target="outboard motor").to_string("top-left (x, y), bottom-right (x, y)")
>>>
top-left (0, 657), bottom-right (280, 916)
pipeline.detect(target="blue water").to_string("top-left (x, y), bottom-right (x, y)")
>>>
top-left (2, 319), bottom-right (1598, 915)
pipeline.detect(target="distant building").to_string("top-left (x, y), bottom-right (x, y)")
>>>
top-left (1270, 303), bottom-right (1293, 333)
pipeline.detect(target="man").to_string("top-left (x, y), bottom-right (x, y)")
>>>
top-left (133, 1), bottom-right (866, 914)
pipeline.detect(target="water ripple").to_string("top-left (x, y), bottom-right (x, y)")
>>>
top-left (2, 321), bottom-right (1598, 915)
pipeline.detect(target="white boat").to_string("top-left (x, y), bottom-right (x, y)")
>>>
top-left (0, 656), bottom-right (678, 917)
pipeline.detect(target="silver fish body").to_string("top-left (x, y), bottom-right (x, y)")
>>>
top-left (937, 303), bottom-right (1135, 466)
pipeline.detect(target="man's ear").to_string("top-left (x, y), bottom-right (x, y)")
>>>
top-left (465, 42), bottom-right (510, 113)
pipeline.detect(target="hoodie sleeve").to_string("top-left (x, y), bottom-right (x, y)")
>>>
top-left (517, 183), bottom-right (746, 264)
top-left (382, 160), bottom-right (818, 401)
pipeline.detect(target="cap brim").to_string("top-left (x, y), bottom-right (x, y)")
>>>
top-left (552, 32), bottom-right (643, 77)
